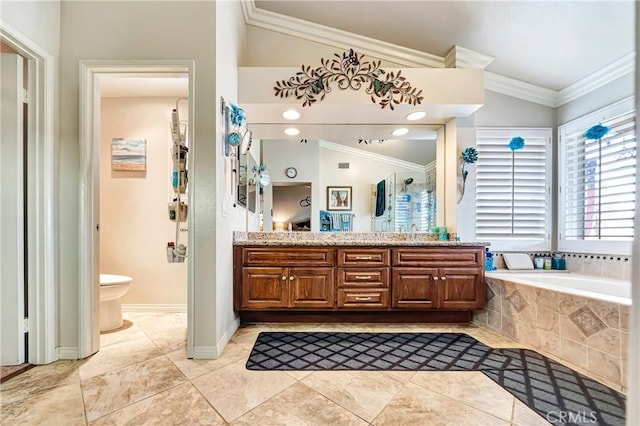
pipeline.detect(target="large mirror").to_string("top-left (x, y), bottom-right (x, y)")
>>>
top-left (254, 124), bottom-right (441, 232)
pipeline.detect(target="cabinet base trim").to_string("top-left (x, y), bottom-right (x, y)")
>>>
top-left (239, 310), bottom-right (471, 323)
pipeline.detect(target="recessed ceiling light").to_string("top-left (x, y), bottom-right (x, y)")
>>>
top-left (406, 111), bottom-right (426, 121)
top-left (282, 109), bottom-right (300, 120)
top-left (392, 128), bottom-right (409, 136)
top-left (284, 127), bottom-right (300, 136)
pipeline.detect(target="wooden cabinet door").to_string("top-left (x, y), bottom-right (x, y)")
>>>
top-left (241, 267), bottom-right (288, 309)
top-left (438, 267), bottom-right (485, 309)
top-left (391, 268), bottom-right (438, 309)
top-left (289, 267), bottom-right (335, 309)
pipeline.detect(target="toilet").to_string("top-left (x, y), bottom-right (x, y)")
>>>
top-left (99, 274), bottom-right (133, 332)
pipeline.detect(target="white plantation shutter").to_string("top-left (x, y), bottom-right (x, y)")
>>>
top-left (475, 128), bottom-right (552, 251)
top-left (559, 99), bottom-right (636, 254)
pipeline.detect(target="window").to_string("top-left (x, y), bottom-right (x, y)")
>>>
top-left (475, 128), bottom-right (552, 251)
top-left (559, 98), bottom-right (636, 255)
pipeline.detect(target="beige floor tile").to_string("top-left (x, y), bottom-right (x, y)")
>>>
top-left (284, 369), bottom-right (315, 381)
top-left (0, 360), bottom-right (82, 406)
top-left (133, 312), bottom-right (187, 336)
top-left (90, 382), bottom-right (225, 425)
top-left (0, 381), bottom-right (86, 426)
top-left (410, 371), bottom-right (515, 422)
top-left (232, 382), bottom-right (368, 426)
top-left (167, 341), bottom-right (249, 380)
top-left (79, 334), bottom-right (163, 380)
top-left (301, 370), bottom-right (405, 422)
top-left (192, 358), bottom-right (297, 422)
top-left (99, 322), bottom-right (146, 348)
top-left (512, 399), bottom-right (552, 425)
top-left (372, 382), bottom-right (510, 426)
top-left (147, 326), bottom-right (187, 354)
top-left (82, 355), bottom-right (186, 421)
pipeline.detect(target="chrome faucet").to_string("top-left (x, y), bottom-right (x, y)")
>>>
top-left (399, 225), bottom-right (406, 232)
top-left (411, 224), bottom-right (419, 233)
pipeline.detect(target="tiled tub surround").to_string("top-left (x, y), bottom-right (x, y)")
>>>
top-left (491, 252), bottom-right (633, 281)
top-left (474, 272), bottom-right (630, 392)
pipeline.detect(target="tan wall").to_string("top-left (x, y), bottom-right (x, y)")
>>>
top-left (100, 97), bottom-right (187, 306)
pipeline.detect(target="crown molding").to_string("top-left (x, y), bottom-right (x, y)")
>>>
top-left (484, 71), bottom-right (559, 107)
top-left (556, 52), bottom-right (635, 107)
top-left (445, 45), bottom-right (494, 69)
top-left (240, 0), bottom-right (443, 68)
top-left (319, 140), bottom-right (426, 172)
top-left (242, 0), bottom-right (632, 108)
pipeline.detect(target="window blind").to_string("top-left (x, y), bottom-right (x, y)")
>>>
top-left (560, 111), bottom-right (636, 242)
top-left (475, 129), bottom-right (551, 249)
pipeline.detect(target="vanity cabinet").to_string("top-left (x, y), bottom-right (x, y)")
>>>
top-left (238, 247), bottom-right (335, 310)
top-left (234, 244), bottom-right (485, 322)
top-left (337, 248), bottom-right (390, 309)
top-left (392, 248), bottom-right (485, 310)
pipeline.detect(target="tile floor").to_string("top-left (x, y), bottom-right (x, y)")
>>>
top-left (0, 312), bottom-right (558, 425)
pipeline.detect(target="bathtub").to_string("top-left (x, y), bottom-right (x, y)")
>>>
top-left (485, 270), bottom-right (631, 306)
top-left (479, 270), bottom-right (631, 391)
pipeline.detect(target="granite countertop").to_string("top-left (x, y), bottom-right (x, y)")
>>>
top-left (233, 231), bottom-right (490, 247)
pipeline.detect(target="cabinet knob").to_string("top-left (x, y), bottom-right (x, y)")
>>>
top-left (433, 277), bottom-right (439, 280)
top-left (289, 276), bottom-right (294, 281)
top-left (355, 296), bottom-right (372, 301)
top-left (282, 276), bottom-right (287, 280)
top-left (355, 256), bottom-right (372, 260)
top-left (355, 275), bottom-right (372, 280)
top-left (441, 277), bottom-right (447, 280)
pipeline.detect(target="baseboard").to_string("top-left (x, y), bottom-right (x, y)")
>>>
top-left (57, 347), bottom-right (78, 360)
top-left (216, 316), bottom-right (241, 356)
top-left (122, 304), bottom-right (187, 313)
top-left (190, 346), bottom-right (220, 359)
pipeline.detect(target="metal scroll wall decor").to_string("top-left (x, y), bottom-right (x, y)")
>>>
top-left (274, 49), bottom-right (424, 109)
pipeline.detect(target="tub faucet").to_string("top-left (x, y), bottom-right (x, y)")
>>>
top-left (399, 225), bottom-right (406, 232)
top-left (411, 224), bottom-right (419, 233)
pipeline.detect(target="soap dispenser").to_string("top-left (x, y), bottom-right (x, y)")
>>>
top-left (551, 253), bottom-right (566, 270)
top-left (485, 248), bottom-right (497, 271)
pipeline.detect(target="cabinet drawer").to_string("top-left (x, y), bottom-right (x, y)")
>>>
top-left (392, 248), bottom-right (482, 267)
top-left (338, 268), bottom-right (389, 287)
top-left (243, 247), bottom-right (335, 266)
top-left (337, 289), bottom-right (389, 309)
top-left (337, 249), bottom-right (389, 266)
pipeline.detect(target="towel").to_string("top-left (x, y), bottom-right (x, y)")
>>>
top-left (375, 180), bottom-right (385, 217)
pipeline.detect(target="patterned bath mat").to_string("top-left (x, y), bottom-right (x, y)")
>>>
top-left (246, 332), bottom-right (522, 371)
top-left (484, 349), bottom-right (626, 426)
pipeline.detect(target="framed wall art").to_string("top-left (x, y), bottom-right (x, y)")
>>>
top-left (327, 186), bottom-right (352, 211)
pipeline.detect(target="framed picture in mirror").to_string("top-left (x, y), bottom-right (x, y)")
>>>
top-left (327, 186), bottom-right (352, 211)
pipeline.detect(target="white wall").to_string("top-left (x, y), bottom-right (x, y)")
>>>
top-left (263, 139), bottom-right (321, 231)
top-left (557, 74), bottom-right (634, 125)
top-left (319, 144), bottom-right (425, 232)
top-left (100, 97), bottom-right (187, 306)
top-left (215, 0), bottom-right (246, 354)
top-left (1, 1), bottom-right (61, 58)
top-left (59, 1), bottom-right (217, 352)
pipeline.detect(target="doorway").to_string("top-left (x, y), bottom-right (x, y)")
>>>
top-left (78, 61), bottom-right (195, 359)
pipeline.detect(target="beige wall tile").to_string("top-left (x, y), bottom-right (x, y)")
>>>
top-left (620, 332), bottom-right (629, 361)
top-left (537, 330), bottom-right (560, 357)
top-left (558, 294), bottom-right (586, 315)
top-left (515, 305), bottom-right (537, 326)
top-left (564, 256), bottom-right (582, 273)
top-left (560, 338), bottom-right (588, 370)
top-left (602, 258), bottom-right (625, 279)
top-left (587, 328), bottom-right (621, 357)
top-left (587, 348), bottom-right (622, 385)
top-left (559, 314), bottom-right (587, 344)
top-left (487, 309), bottom-right (501, 332)
top-left (587, 300), bottom-right (620, 329)
top-left (535, 288), bottom-right (558, 311)
top-left (473, 310), bottom-right (488, 327)
top-left (582, 257), bottom-right (604, 276)
top-left (515, 320), bottom-right (538, 347)
top-left (620, 305), bottom-right (629, 332)
top-left (537, 308), bottom-right (559, 335)
top-left (501, 315), bottom-right (516, 340)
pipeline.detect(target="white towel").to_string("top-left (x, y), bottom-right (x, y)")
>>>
top-left (502, 253), bottom-right (534, 270)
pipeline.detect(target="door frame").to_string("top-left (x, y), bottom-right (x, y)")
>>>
top-left (78, 60), bottom-right (195, 358)
top-left (0, 21), bottom-right (57, 364)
